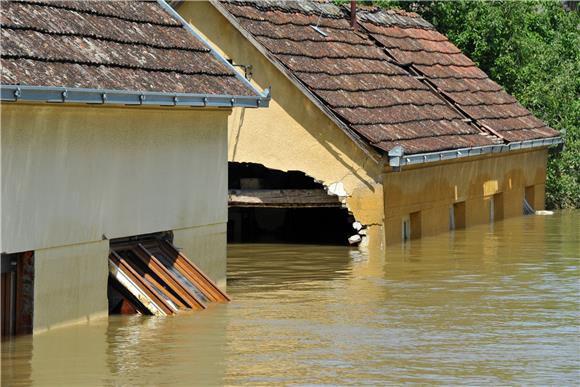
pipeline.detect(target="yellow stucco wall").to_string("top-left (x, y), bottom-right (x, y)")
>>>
top-left (383, 149), bottom-right (548, 245)
top-left (178, 3), bottom-right (550, 249)
top-left (33, 240), bottom-right (109, 334)
top-left (1, 103), bottom-right (229, 253)
top-left (178, 2), bottom-right (385, 239)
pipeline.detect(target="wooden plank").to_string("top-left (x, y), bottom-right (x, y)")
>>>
top-left (109, 257), bottom-right (165, 316)
top-left (228, 189), bottom-right (342, 208)
top-left (159, 240), bottom-right (231, 303)
top-left (125, 246), bottom-right (186, 310)
top-left (136, 244), bottom-right (206, 310)
top-left (140, 242), bottom-right (211, 304)
top-left (109, 251), bottom-right (175, 315)
top-left (119, 249), bottom-right (183, 312)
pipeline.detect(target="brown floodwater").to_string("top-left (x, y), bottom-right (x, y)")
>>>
top-left (2, 211), bottom-right (579, 386)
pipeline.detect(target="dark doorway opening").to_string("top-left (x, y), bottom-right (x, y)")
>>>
top-left (1, 252), bottom-right (34, 338)
top-left (229, 207), bottom-right (354, 244)
top-left (228, 162), bottom-right (355, 245)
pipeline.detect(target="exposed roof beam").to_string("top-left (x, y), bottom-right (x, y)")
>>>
top-left (228, 189), bottom-right (343, 208)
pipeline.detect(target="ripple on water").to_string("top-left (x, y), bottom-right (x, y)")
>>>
top-left (1, 211), bottom-right (579, 386)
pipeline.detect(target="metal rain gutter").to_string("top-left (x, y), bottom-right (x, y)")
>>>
top-left (388, 136), bottom-right (563, 169)
top-left (0, 84), bottom-right (267, 108)
top-left (157, 0), bottom-right (270, 106)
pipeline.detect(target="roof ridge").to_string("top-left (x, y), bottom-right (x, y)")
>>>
top-left (362, 7), bottom-right (422, 19)
top-left (222, 0), bottom-right (434, 29)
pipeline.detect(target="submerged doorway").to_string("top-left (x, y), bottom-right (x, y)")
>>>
top-left (1, 252), bottom-right (34, 338)
top-left (228, 163), bottom-right (355, 245)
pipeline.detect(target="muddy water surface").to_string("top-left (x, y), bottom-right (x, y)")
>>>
top-left (2, 211), bottom-right (579, 386)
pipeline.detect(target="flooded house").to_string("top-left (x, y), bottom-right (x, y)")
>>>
top-left (1, 0), bottom-right (268, 336)
top-left (175, 1), bottom-right (561, 247)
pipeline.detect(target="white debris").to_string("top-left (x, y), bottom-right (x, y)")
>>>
top-left (348, 234), bottom-right (362, 245)
top-left (327, 182), bottom-right (348, 197)
top-left (535, 210), bottom-right (554, 215)
top-left (358, 229), bottom-right (367, 236)
top-left (352, 221), bottom-right (363, 231)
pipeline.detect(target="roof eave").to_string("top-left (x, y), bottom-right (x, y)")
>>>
top-left (0, 84), bottom-right (269, 108)
top-left (387, 137), bottom-right (563, 169)
top-left (209, 0), bottom-right (383, 164)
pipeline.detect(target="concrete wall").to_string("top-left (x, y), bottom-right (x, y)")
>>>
top-left (383, 149), bottom-right (548, 245)
top-left (178, 2), bottom-right (385, 245)
top-left (1, 103), bottom-right (230, 332)
top-left (1, 104), bottom-right (229, 253)
top-left (33, 240), bottom-right (109, 334)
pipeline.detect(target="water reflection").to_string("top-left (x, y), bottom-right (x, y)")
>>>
top-left (2, 211), bottom-right (578, 385)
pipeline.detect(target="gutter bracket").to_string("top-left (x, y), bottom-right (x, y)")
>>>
top-left (388, 145), bottom-right (404, 172)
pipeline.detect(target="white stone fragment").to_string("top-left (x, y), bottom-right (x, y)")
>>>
top-left (535, 210), bottom-right (554, 215)
top-left (348, 234), bottom-right (362, 245)
top-left (327, 182), bottom-right (348, 197)
top-left (352, 221), bottom-right (363, 231)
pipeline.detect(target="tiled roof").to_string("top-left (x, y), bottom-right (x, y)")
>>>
top-left (217, 0), bottom-right (559, 154)
top-left (0, 0), bottom-right (258, 97)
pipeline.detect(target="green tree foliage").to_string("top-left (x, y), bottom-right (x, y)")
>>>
top-left (350, 0), bottom-right (579, 208)
top-left (408, 1), bottom-right (579, 209)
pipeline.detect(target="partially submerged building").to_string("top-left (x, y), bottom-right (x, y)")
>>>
top-left (177, 0), bottom-right (561, 246)
top-left (1, 0), bottom-right (268, 335)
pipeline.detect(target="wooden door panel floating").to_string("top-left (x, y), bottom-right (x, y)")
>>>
top-left (109, 239), bottom-right (228, 316)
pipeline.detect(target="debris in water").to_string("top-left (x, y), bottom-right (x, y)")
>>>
top-left (348, 234), bottom-right (362, 245)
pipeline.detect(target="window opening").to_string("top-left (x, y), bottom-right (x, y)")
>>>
top-left (524, 186), bottom-right (535, 215)
top-left (491, 193), bottom-right (504, 222)
top-left (410, 211), bottom-right (422, 239)
top-left (451, 202), bottom-right (466, 230)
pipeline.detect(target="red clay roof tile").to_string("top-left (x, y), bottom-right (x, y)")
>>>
top-left (1, 0), bottom-right (257, 96)
top-left (219, 0), bottom-right (559, 153)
